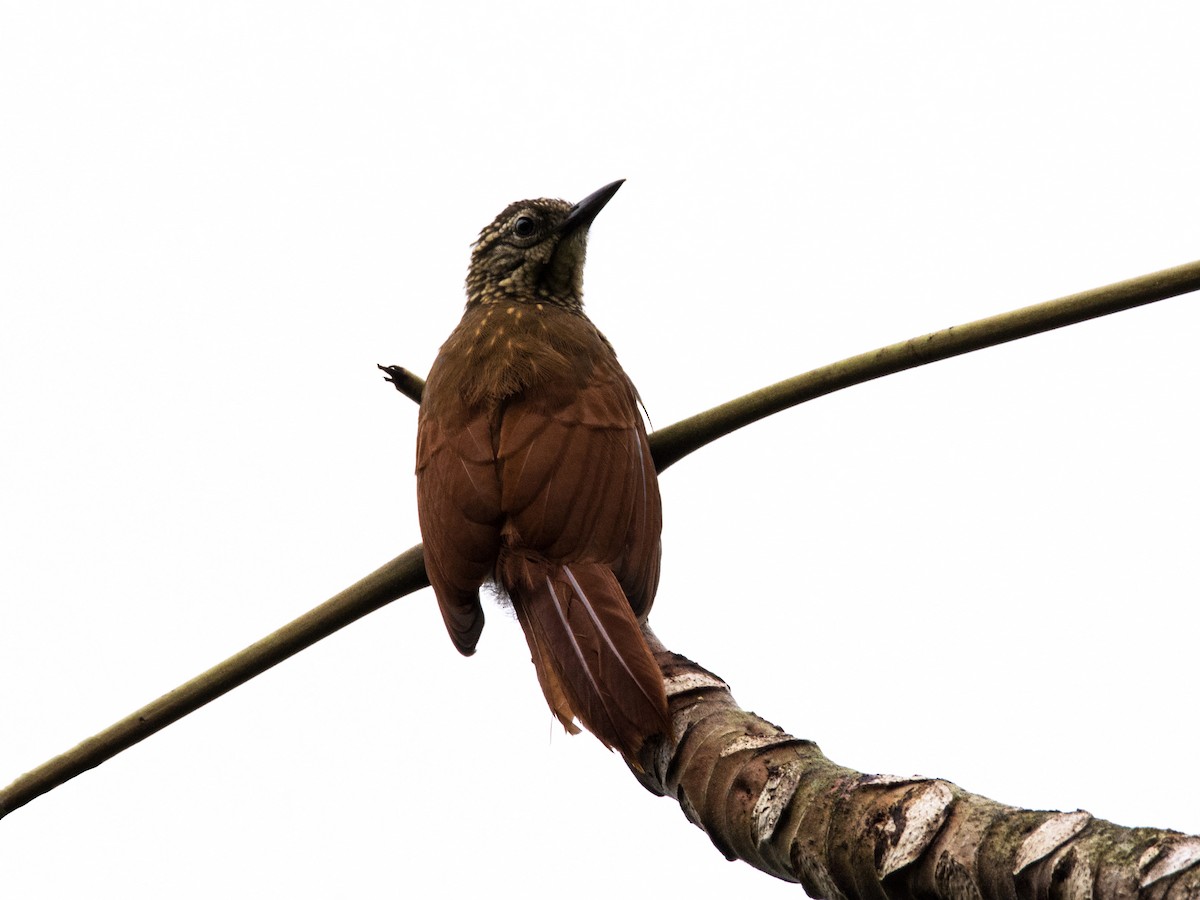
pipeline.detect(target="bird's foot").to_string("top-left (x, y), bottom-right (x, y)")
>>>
top-left (377, 364), bottom-right (424, 404)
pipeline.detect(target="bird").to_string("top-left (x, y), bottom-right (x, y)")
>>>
top-left (414, 180), bottom-right (669, 760)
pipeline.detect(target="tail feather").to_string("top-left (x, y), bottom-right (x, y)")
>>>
top-left (559, 566), bottom-right (668, 714)
top-left (522, 615), bottom-right (582, 736)
top-left (500, 551), bottom-right (669, 758)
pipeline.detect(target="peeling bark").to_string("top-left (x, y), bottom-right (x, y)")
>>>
top-left (631, 631), bottom-right (1200, 900)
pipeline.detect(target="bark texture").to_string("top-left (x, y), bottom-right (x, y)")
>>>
top-left (632, 630), bottom-right (1200, 899)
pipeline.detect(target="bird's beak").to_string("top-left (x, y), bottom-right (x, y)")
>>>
top-left (561, 179), bottom-right (624, 235)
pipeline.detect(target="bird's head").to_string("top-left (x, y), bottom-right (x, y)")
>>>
top-left (465, 180), bottom-right (624, 311)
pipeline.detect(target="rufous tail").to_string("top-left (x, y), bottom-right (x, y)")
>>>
top-left (499, 550), bottom-right (669, 759)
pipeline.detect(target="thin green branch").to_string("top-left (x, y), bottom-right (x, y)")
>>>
top-left (651, 258), bottom-right (1200, 472)
top-left (3, 258), bottom-right (1198, 820)
top-left (0, 546), bottom-right (428, 818)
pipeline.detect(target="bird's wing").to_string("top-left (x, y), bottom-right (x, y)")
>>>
top-left (416, 404), bottom-right (502, 654)
top-left (497, 353), bottom-right (661, 617)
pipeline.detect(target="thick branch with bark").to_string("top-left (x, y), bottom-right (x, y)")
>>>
top-left (634, 631), bottom-right (1200, 897)
top-left (4, 259), bottom-right (1200, 897)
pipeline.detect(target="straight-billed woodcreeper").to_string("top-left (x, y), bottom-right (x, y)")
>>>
top-left (415, 180), bottom-right (669, 758)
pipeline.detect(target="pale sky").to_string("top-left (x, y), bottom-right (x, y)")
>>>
top-left (2, 4), bottom-right (1198, 898)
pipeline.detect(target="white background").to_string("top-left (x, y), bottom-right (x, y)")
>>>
top-left (2, 4), bottom-right (1198, 897)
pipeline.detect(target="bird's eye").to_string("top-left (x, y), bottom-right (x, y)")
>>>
top-left (513, 216), bottom-right (536, 238)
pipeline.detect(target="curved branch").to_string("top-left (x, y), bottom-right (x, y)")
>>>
top-left (633, 629), bottom-right (1200, 897)
top-left (650, 257), bottom-right (1200, 472)
top-left (0, 546), bottom-right (429, 818)
top-left (4, 258), bottom-right (1198, 824)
